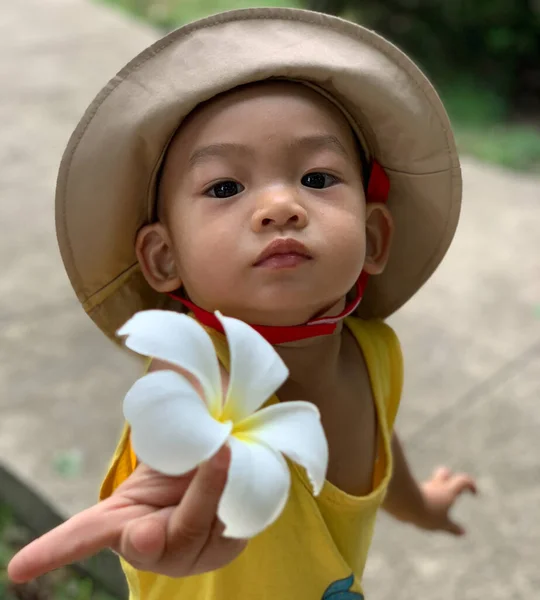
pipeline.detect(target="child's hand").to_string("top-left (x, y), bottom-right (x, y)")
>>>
top-left (418, 466), bottom-right (478, 535)
top-left (8, 445), bottom-right (246, 583)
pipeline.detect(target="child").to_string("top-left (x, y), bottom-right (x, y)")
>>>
top-left (8, 7), bottom-right (476, 599)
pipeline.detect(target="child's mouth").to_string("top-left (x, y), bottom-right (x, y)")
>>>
top-left (254, 238), bottom-right (312, 269)
top-left (255, 253), bottom-right (311, 269)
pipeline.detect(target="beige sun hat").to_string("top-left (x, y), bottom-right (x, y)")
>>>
top-left (56, 7), bottom-right (461, 343)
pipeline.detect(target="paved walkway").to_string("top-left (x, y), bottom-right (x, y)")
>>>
top-left (1, 1), bottom-right (539, 598)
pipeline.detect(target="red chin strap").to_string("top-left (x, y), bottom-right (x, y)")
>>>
top-left (168, 161), bottom-right (389, 344)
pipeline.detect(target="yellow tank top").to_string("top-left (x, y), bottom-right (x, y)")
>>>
top-left (99, 317), bottom-right (403, 599)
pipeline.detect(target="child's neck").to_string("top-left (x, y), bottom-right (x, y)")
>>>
top-left (169, 277), bottom-right (365, 345)
top-left (167, 294), bottom-right (349, 385)
top-left (273, 298), bottom-right (346, 386)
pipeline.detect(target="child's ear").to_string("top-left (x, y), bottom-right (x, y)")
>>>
top-left (363, 203), bottom-right (394, 275)
top-left (135, 223), bottom-right (181, 292)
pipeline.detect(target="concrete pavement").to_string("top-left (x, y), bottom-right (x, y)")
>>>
top-left (1, 1), bottom-right (539, 598)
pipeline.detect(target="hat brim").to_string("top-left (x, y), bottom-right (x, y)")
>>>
top-left (56, 7), bottom-right (461, 342)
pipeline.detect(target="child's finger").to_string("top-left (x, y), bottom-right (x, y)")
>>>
top-left (445, 518), bottom-right (466, 536)
top-left (7, 499), bottom-right (151, 583)
top-left (116, 463), bottom-right (195, 507)
top-left (167, 445), bottom-right (230, 560)
top-left (119, 507), bottom-right (174, 567)
top-left (449, 473), bottom-right (477, 497)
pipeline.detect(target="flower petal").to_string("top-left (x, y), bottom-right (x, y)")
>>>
top-left (118, 310), bottom-right (223, 416)
top-left (218, 436), bottom-right (290, 539)
top-left (237, 402), bottom-right (328, 495)
top-left (123, 370), bottom-right (232, 476)
top-left (216, 312), bottom-right (289, 422)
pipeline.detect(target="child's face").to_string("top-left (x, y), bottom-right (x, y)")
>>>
top-left (137, 81), bottom-right (391, 326)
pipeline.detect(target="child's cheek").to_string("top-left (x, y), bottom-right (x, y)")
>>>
top-left (328, 223), bottom-right (367, 285)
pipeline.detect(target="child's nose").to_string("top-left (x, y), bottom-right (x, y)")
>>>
top-left (251, 190), bottom-right (308, 232)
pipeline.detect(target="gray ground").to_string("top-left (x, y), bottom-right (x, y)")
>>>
top-left (1, 1), bottom-right (539, 598)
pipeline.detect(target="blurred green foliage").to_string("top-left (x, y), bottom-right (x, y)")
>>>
top-left (0, 502), bottom-right (119, 600)
top-left (101, 0), bottom-right (299, 30)
top-left (99, 0), bottom-right (540, 170)
top-left (310, 0), bottom-right (540, 121)
top-left (456, 123), bottom-right (540, 171)
top-left (312, 0), bottom-right (540, 170)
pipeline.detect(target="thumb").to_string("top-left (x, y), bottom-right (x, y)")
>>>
top-left (433, 466), bottom-right (452, 482)
top-left (168, 444), bottom-right (230, 545)
top-left (118, 447), bottom-right (230, 569)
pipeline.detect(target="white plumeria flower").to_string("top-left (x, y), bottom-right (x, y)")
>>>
top-left (117, 310), bottom-right (328, 539)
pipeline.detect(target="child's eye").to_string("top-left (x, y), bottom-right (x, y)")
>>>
top-left (301, 172), bottom-right (339, 189)
top-left (206, 180), bottom-right (245, 198)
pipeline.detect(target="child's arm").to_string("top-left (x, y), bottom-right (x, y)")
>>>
top-left (382, 433), bottom-right (477, 535)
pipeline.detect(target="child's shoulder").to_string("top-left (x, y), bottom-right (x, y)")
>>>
top-left (345, 316), bottom-right (402, 357)
top-left (344, 317), bottom-right (404, 426)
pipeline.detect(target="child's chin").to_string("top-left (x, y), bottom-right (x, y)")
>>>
top-left (244, 300), bottom-right (330, 327)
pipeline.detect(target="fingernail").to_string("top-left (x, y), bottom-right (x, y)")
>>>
top-left (211, 445), bottom-right (230, 469)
